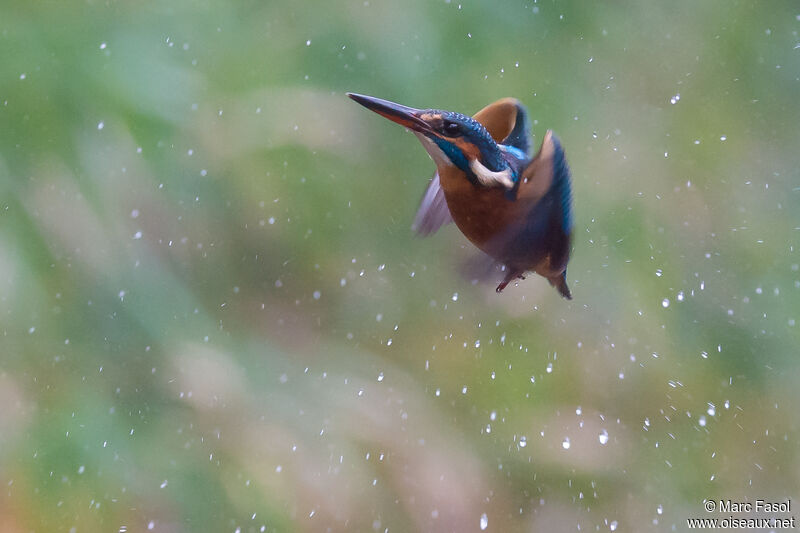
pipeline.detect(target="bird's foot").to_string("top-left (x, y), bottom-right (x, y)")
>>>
top-left (496, 269), bottom-right (525, 293)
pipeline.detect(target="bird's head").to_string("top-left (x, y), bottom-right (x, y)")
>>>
top-left (348, 93), bottom-right (516, 189)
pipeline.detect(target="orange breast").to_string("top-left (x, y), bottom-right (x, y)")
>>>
top-left (438, 164), bottom-right (555, 271)
top-left (438, 166), bottom-right (520, 251)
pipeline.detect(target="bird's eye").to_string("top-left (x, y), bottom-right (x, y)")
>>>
top-left (443, 121), bottom-right (461, 135)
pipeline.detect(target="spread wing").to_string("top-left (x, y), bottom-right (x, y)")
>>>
top-left (498, 130), bottom-right (572, 274)
top-left (518, 130), bottom-right (573, 298)
top-left (518, 130), bottom-right (572, 239)
top-left (412, 98), bottom-right (532, 236)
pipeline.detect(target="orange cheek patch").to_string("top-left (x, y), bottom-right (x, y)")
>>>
top-left (453, 138), bottom-right (480, 160)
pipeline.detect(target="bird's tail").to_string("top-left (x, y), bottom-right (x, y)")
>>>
top-left (548, 272), bottom-right (572, 300)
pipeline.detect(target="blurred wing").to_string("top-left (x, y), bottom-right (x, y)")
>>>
top-left (458, 249), bottom-right (505, 285)
top-left (411, 171), bottom-right (453, 236)
top-left (515, 130), bottom-right (573, 272)
top-left (519, 130), bottom-right (572, 235)
top-left (473, 97), bottom-right (531, 156)
top-left (412, 98), bottom-right (531, 236)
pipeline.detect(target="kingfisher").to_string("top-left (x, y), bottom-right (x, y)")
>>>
top-left (347, 92), bottom-right (573, 298)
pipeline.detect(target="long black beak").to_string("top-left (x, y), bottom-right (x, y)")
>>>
top-left (347, 93), bottom-right (431, 133)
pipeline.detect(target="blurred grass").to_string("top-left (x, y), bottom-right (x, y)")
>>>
top-left (1, 0), bottom-right (799, 531)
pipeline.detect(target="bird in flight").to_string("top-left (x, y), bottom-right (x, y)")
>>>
top-left (348, 93), bottom-right (573, 298)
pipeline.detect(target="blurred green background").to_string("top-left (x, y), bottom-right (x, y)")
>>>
top-left (1, 0), bottom-right (799, 531)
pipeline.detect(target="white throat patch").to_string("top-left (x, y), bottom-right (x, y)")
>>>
top-left (468, 159), bottom-right (515, 189)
